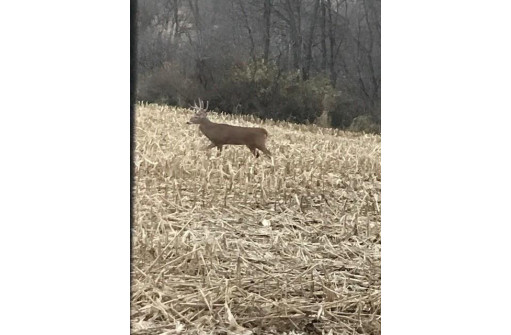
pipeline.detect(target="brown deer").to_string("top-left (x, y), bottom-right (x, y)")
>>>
top-left (186, 99), bottom-right (272, 158)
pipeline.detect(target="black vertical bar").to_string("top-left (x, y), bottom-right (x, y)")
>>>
top-left (130, 0), bottom-right (137, 322)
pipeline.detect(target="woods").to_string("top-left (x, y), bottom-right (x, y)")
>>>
top-left (136, 0), bottom-right (380, 132)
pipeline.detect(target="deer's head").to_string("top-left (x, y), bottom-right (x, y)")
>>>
top-left (187, 99), bottom-right (209, 124)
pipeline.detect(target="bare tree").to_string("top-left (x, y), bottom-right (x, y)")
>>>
top-left (136, 0), bottom-right (381, 129)
top-left (262, 0), bottom-right (272, 63)
top-left (303, 0), bottom-right (320, 80)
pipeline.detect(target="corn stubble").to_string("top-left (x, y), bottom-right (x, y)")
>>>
top-left (132, 103), bottom-right (381, 335)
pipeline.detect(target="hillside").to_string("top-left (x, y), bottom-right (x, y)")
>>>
top-left (132, 103), bottom-right (381, 334)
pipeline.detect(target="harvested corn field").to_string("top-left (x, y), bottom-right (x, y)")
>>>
top-left (132, 103), bottom-right (381, 334)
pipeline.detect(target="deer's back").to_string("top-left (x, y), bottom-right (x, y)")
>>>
top-left (200, 123), bottom-right (267, 145)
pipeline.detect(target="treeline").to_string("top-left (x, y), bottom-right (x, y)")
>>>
top-left (136, 0), bottom-right (380, 133)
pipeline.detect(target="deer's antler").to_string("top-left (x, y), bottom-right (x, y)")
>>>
top-left (194, 98), bottom-right (209, 113)
top-left (191, 100), bottom-right (202, 112)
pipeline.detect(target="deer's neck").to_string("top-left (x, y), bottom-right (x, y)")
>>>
top-left (199, 119), bottom-right (215, 134)
top-left (199, 118), bottom-right (213, 126)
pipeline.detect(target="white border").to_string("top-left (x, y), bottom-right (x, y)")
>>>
top-left (383, 1), bottom-right (511, 334)
top-left (0, 1), bottom-right (130, 333)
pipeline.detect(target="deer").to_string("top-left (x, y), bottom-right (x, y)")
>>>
top-left (186, 99), bottom-right (272, 158)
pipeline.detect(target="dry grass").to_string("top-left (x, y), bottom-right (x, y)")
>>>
top-left (132, 103), bottom-right (381, 335)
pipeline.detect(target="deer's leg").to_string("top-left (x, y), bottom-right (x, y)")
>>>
top-left (203, 143), bottom-right (216, 151)
top-left (216, 145), bottom-right (223, 156)
top-left (247, 145), bottom-right (259, 157)
top-left (257, 145), bottom-right (272, 157)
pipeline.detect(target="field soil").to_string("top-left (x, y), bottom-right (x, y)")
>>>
top-left (132, 104), bottom-right (381, 335)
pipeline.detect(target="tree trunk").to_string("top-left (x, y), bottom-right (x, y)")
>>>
top-left (285, 0), bottom-right (302, 72)
top-left (237, 0), bottom-right (257, 63)
top-left (320, 0), bottom-right (327, 72)
top-left (263, 0), bottom-right (272, 63)
top-left (171, 0), bottom-right (180, 44)
top-left (303, 0), bottom-right (320, 80)
top-left (326, 0), bottom-right (337, 86)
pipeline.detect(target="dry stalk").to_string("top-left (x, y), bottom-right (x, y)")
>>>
top-left (132, 103), bottom-right (381, 334)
